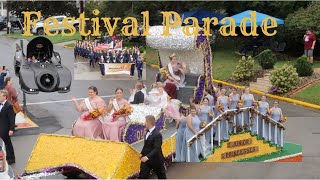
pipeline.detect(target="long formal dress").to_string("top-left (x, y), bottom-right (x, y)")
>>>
top-left (256, 101), bottom-right (269, 139)
top-left (270, 107), bottom-right (282, 146)
top-left (175, 116), bottom-right (187, 162)
top-left (72, 97), bottom-right (105, 139)
top-left (102, 99), bottom-right (128, 142)
top-left (184, 115), bottom-right (201, 162)
top-left (163, 63), bottom-right (186, 99)
top-left (199, 105), bottom-right (213, 143)
top-left (148, 88), bottom-right (180, 121)
top-left (215, 96), bottom-right (229, 141)
top-left (229, 94), bottom-right (240, 132)
top-left (242, 94), bottom-right (254, 127)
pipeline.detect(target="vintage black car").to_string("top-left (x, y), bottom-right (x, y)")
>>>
top-left (14, 37), bottom-right (72, 94)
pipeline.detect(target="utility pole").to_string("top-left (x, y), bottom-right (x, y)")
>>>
top-left (6, 0), bottom-right (9, 34)
top-left (79, 0), bottom-right (85, 40)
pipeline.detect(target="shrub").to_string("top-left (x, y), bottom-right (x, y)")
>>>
top-left (256, 49), bottom-right (277, 69)
top-left (231, 56), bottom-right (255, 82)
top-left (294, 55), bottom-right (314, 76)
top-left (270, 64), bottom-right (299, 94)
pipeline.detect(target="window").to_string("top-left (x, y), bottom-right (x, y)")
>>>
top-left (56, 17), bottom-right (64, 22)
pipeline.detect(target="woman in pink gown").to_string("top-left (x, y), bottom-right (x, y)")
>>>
top-left (102, 88), bottom-right (129, 142)
top-left (71, 86), bottom-right (106, 139)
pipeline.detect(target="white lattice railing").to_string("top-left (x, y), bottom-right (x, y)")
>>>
top-left (185, 107), bottom-right (285, 162)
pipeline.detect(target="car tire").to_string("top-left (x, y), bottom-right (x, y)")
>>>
top-left (36, 71), bottom-right (58, 92)
top-left (37, 28), bottom-right (44, 35)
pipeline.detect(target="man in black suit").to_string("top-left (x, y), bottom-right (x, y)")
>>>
top-left (139, 115), bottom-right (167, 179)
top-left (130, 81), bottom-right (144, 104)
top-left (0, 89), bottom-right (15, 164)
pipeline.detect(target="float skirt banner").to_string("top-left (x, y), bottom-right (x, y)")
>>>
top-left (104, 63), bottom-right (133, 75)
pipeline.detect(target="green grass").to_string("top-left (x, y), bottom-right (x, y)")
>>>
top-left (275, 60), bottom-right (320, 69)
top-left (65, 43), bottom-right (75, 47)
top-left (145, 47), bottom-right (160, 66)
top-left (2, 32), bottom-right (81, 44)
top-left (236, 143), bottom-right (302, 162)
top-left (291, 82), bottom-right (320, 105)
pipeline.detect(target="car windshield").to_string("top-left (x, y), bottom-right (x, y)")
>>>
top-left (0, 16), bottom-right (5, 21)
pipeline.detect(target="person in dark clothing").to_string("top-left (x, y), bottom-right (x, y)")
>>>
top-left (0, 89), bottom-right (16, 164)
top-left (139, 115), bottom-right (166, 179)
top-left (130, 81), bottom-right (144, 104)
top-left (123, 49), bottom-right (130, 63)
top-left (0, 67), bottom-right (8, 89)
top-left (98, 55), bottom-right (105, 77)
top-left (136, 55), bottom-right (144, 80)
top-left (89, 50), bottom-right (95, 68)
top-left (129, 55), bottom-right (136, 78)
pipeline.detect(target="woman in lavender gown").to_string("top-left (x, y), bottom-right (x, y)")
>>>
top-left (241, 87), bottom-right (255, 129)
top-left (214, 89), bottom-right (230, 141)
top-left (228, 87), bottom-right (240, 132)
top-left (184, 105), bottom-right (201, 162)
top-left (71, 86), bottom-right (105, 139)
top-left (253, 94), bottom-right (269, 138)
top-left (270, 100), bottom-right (284, 146)
top-left (174, 109), bottom-right (187, 162)
top-left (198, 98), bottom-right (214, 143)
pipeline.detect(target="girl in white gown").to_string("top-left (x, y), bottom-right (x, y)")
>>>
top-left (147, 82), bottom-right (181, 122)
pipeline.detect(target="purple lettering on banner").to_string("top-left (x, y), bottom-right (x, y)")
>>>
top-left (123, 113), bottom-right (165, 144)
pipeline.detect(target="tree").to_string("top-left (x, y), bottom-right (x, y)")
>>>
top-left (9, 1), bottom-right (79, 19)
top-left (285, 2), bottom-right (320, 54)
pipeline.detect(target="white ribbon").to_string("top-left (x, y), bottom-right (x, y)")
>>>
top-left (167, 63), bottom-right (180, 81)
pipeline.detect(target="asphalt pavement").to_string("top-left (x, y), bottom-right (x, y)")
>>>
top-left (1, 33), bottom-right (320, 178)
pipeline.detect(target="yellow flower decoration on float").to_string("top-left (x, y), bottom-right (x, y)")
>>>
top-left (25, 134), bottom-right (140, 179)
top-left (205, 133), bottom-right (279, 162)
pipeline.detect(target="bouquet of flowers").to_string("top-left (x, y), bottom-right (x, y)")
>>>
top-left (82, 109), bottom-right (104, 120)
top-left (218, 105), bottom-right (225, 112)
top-left (159, 68), bottom-right (169, 80)
top-left (252, 100), bottom-right (259, 107)
top-left (280, 117), bottom-right (287, 123)
top-left (200, 121), bottom-right (207, 129)
top-left (112, 104), bottom-right (133, 120)
top-left (209, 113), bottom-right (214, 119)
top-left (237, 100), bottom-right (243, 108)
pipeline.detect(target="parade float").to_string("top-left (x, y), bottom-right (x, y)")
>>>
top-left (21, 26), bottom-right (302, 179)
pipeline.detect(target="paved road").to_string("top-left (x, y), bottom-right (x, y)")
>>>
top-left (1, 35), bottom-right (320, 178)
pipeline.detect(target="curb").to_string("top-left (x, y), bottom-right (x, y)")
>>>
top-left (212, 79), bottom-right (320, 110)
top-left (287, 79), bottom-right (320, 96)
top-left (63, 45), bottom-right (74, 49)
top-left (148, 64), bottom-right (160, 69)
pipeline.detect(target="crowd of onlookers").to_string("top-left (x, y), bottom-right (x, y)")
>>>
top-left (0, 66), bottom-right (19, 165)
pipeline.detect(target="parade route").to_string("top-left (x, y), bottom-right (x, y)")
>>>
top-left (1, 35), bottom-right (320, 178)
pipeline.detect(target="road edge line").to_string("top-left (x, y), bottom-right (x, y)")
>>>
top-left (212, 79), bottom-right (320, 110)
